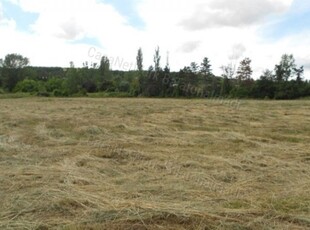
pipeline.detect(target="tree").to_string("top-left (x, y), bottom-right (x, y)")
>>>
top-left (136, 48), bottom-right (143, 72)
top-left (275, 54), bottom-right (296, 82)
top-left (275, 64), bottom-right (284, 82)
top-left (220, 63), bottom-right (235, 97)
top-left (200, 57), bottom-right (212, 75)
top-left (220, 63), bottom-right (235, 79)
top-left (236, 57), bottom-right (253, 83)
top-left (190, 62), bottom-right (199, 73)
top-left (99, 56), bottom-right (110, 77)
top-left (3, 53), bottom-right (29, 69)
top-left (98, 56), bottom-right (111, 90)
top-left (63, 67), bottom-right (81, 95)
top-left (251, 70), bottom-right (276, 99)
top-left (69, 61), bottom-right (75, 68)
top-left (293, 66), bottom-right (304, 83)
top-left (153, 46), bottom-right (161, 72)
top-left (1, 53), bottom-right (29, 91)
top-left (162, 53), bottom-right (172, 97)
top-left (220, 76), bottom-right (232, 97)
top-left (260, 69), bottom-right (274, 81)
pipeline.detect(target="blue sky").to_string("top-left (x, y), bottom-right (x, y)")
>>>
top-left (0, 0), bottom-right (309, 78)
top-left (103, 0), bottom-right (145, 29)
top-left (262, 0), bottom-right (310, 40)
top-left (1, 0), bottom-right (38, 32)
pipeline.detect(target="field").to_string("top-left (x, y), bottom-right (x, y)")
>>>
top-left (0, 98), bottom-right (309, 229)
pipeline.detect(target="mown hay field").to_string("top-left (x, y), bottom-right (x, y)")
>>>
top-left (0, 98), bottom-right (309, 229)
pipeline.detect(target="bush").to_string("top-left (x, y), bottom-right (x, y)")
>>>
top-left (118, 80), bottom-right (130, 92)
top-left (46, 77), bottom-right (64, 92)
top-left (53, 89), bottom-right (67, 97)
top-left (14, 79), bottom-right (39, 93)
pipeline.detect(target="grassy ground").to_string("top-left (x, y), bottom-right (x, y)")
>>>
top-left (0, 98), bottom-right (309, 229)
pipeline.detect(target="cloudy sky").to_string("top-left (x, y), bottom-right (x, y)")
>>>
top-left (0, 0), bottom-right (309, 78)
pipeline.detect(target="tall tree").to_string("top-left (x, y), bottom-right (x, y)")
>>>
top-left (1, 53), bottom-right (29, 91)
top-left (153, 46), bottom-right (161, 72)
top-left (2, 53), bottom-right (29, 69)
top-left (275, 54), bottom-right (296, 82)
top-left (293, 66), bottom-right (304, 83)
top-left (219, 63), bottom-right (236, 97)
top-left (136, 48), bottom-right (143, 72)
top-left (275, 64), bottom-right (284, 82)
top-left (236, 57), bottom-right (253, 83)
top-left (99, 56), bottom-right (110, 77)
top-left (200, 57), bottom-right (212, 75)
top-left (190, 62), bottom-right (199, 74)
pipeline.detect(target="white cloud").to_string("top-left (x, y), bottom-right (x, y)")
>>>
top-left (1, 0), bottom-right (142, 67)
top-left (178, 41), bottom-right (202, 53)
top-left (180, 0), bottom-right (293, 30)
top-left (1, 0), bottom-right (309, 78)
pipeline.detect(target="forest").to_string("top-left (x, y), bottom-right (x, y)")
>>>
top-left (0, 48), bottom-right (309, 99)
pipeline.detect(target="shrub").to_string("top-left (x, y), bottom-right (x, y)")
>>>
top-left (14, 79), bottom-right (39, 93)
top-left (53, 89), bottom-right (67, 97)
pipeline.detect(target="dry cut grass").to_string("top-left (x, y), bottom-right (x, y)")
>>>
top-left (0, 98), bottom-right (309, 229)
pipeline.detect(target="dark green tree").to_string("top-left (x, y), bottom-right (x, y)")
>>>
top-left (200, 57), bottom-right (212, 76)
top-left (63, 67), bottom-right (81, 95)
top-left (251, 70), bottom-right (276, 99)
top-left (293, 66), bottom-right (304, 83)
top-left (275, 54), bottom-right (296, 82)
top-left (190, 62), bottom-right (199, 74)
top-left (260, 69), bottom-right (274, 81)
top-left (135, 48), bottom-right (144, 95)
top-left (236, 57), bottom-right (253, 83)
top-left (98, 56), bottom-right (112, 91)
top-left (1, 53), bottom-right (29, 91)
top-left (99, 56), bottom-right (110, 77)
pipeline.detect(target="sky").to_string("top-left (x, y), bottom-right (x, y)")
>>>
top-left (0, 0), bottom-right (309, 78)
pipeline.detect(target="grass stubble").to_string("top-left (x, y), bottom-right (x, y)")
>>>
top-left (0, 98), bottom-right (309, 229)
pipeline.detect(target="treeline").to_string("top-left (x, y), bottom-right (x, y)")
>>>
top-left (0, 49), bottom-right (309, 99)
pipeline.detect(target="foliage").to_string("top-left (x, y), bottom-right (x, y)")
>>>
top-left (136, 48), bottom-right (143, 72)
top-left (0, 51), bottom-right (309, 99)
top-left (153, 46), bottom-right (161, 72)
top-left (200, 57), bottom-right (212, 76)
top-left (275, 54), bottom-right (296, 82)
top-left (14, 79), bottom-right (39, 93)
top-left (236, 57), bottom-right (253, 83)
top-left (2, 53), bottom-right (29, 69)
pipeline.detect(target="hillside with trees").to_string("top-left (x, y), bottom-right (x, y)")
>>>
top-left (0, 49), bottom-right (309, 99)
